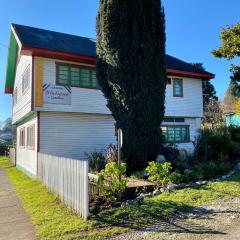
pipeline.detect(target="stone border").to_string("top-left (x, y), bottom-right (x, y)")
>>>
top-left (121, 162), bottom-right (240, 207)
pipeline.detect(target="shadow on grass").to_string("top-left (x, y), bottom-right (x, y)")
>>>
top-left (92, 199), bottom-right (229, 236)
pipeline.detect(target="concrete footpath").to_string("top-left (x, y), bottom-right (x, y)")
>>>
top-left (0, 166), bottom-right (36, 240)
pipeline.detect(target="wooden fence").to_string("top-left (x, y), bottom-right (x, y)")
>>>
top-left (38, 153), bottom-right (89, 220)
top-left (9, 148), bottom-right (16, 165)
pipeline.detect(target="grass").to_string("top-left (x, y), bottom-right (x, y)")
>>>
top-left (1, 156), bottom-right (240, 239)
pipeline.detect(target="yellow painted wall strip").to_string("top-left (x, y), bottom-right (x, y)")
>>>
top-left (35, 59), bottom-right (44, 107)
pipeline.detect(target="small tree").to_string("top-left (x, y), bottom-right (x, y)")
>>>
top-left (203, 99), bottom-right (224, 128)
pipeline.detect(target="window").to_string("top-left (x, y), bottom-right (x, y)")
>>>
top-left (56, 63), bottom-right (99, 89)
top-left (161, 125), bottom-right (189, 143)
top-left (13, 88), bottom-right (17, 105)
top-left (27, 125), bottom-right (35, 149)
top-left (22, 65), bottom-right (30, 93)
top-left (163, 117), bottom-right (185, 123)
top-left (19, 128), bottom-right (25, 147)
top-left (173, 79), bottom-right (183, 97)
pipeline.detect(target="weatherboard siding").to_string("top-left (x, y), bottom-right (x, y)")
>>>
top-left (33, 57), bottom-right (203, 117)
top-left (170, 117), bottom-right (200, 153)
top-left (34, 57), bottom-right (111, 114)
top-left (12, 56), bottom-right (32, 124)
top-left (165, 77), bottom-right (203, 118)
top-left (39, 112), bottom-right (116, 159)
top-left (16, 113), bottom-right (38, 176)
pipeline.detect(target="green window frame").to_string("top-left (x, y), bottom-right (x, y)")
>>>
top-left (173, 79), bottom-right (183, 97)
top-left (56, 63), bottom-right (99, 89)
top-left (161, 125), bottom-right (189, 143)
top-left (163, 117), bottom-right (185, 123)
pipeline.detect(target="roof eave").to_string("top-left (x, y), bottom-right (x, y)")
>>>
top-left (167, 69), bottom-right (215, 80)
top-left (21, 46), bottom-right (96, 65)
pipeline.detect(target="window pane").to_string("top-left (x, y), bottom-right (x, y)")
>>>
top-left (161, 125), bottom-right (189, 143)
top-left (163, 118), bottom-right (174, 122)
top-left (173, 80), bottom-right (183, 96)
top-left (175, 118), bottom-right (185, 123)
top-left (57, 64), bottom-right (99, 88)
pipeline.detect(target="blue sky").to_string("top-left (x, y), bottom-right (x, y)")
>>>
top-left (0, 0), bottom-right (239, 121)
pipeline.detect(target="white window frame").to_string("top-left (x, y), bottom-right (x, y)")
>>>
top-left (27, 125), bottom-right (35, 150)
top-left (22, 65), bottom-right (30, 94)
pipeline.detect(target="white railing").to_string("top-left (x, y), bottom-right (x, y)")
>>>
top-left (9, 148), bottom-right (16, 165)
top-left (38, 153), bottom-right (89, 220)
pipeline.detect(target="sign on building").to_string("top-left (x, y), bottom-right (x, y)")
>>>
top-left (43, 84), bottom-right (71, 105)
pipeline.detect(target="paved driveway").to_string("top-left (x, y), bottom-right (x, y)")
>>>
top-left (0, 166), bottom-right (36, 240)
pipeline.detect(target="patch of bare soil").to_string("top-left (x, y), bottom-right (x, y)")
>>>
top-left (110, 197), bottom-right (240, 240)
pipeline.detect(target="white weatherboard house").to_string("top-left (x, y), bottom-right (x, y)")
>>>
top-left (5, 24), bottom-right (214, 177)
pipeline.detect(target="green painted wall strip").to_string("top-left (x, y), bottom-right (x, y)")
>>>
top-left (16, 164), bottom-right (37, 179)
top-left (5, 30), bottom-right (19, 90)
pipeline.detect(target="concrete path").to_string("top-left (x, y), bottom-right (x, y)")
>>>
top-left (0, 166), bottom-right (36, 240)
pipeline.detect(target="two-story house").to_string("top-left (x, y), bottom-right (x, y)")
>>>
top-left (4, 24), bottom-right (214, 177)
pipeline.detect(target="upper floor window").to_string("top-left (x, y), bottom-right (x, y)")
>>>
top-left (173, 79), bottom-right (183, 97)
top-left (22, 65), bottom-right (30, 94)
top-left (27, 125), bottom-right (35, 149)
top-left (161, 125), bottom-right (189, 143)
top-left (56, 63), bottom-right (99, 89)
top-left (13, 88), bottom-right (17, 105)
top-left (163, 117), bottom-right (185, 123)
top-left (19, 128), bottom-right (25, 147)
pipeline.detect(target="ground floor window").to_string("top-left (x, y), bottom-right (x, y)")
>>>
top-left (19, 128), bottom-right (25, 147)
top-left (161, 125), bottom-right (190, 143)
top-left (27, 125), bottom-right (35, 149)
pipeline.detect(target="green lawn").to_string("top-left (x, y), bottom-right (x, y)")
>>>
top-left (1, 156), bottom-right (240, 240)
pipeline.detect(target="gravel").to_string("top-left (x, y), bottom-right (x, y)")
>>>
top-left (109, 197), bottom-right (240, 240)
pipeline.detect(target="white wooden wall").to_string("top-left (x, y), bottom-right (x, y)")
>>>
top-left (34, 57), bottom-right (111, 114)
top-left (16, 113), bottom-right (38, 176)
top-left (172, 117), bottom-right (201, 153)
top-left (34, 57), bottom-right (203, 118)
top-left (38, 153), bottom-right (88, 220)
top-left (39, 112), bottom-right (116, 159)
top-left (13, 56), bottom-right (32, 124)
top-left (165, 77), bottom-right (203, 118)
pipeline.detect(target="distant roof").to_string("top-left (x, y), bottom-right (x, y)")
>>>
top-left (12, 23), bottom-right (213, 76)
top-left (5, 24), bottom-right (215, 94)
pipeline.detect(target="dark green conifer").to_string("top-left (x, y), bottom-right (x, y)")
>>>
top-left (96, 0), bottom-right (167, 174)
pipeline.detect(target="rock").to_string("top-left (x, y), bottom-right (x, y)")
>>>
top-left (160, 187), bottom-right (170, 193)
top-left (184, 169), bottom-right (192, 175)
top-left (156, 155), bottom-right (166, 164)
top-left (140, 192), bottom-right (152, 198)
top-left (178, 149), bottom-right (188, 161)
top-left (235, 162), bottom-right (240, 170)
top-left (153, 189), bottom-right (161, 196)
top-left (167, 184), bottom-right (178, 191)
top-left (196, 181), bottom-right (208, 186)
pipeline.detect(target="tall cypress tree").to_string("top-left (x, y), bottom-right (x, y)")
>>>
top-left (96, 0), bottom-right (167, 174)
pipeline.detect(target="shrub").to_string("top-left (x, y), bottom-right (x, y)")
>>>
top-left (230, 141), bottom-right (240, 160)
top-left (169, 172), bottom-right (184, 184)
top-left (97, 162), bottom-right (128, 202)
top-left (105, 144), bottom-right (118, 163)
top-left (228, 126), bottom-right (240, 142)
top-left (146, 161), bottom-right (172, 187)
top-left (131, 170), bottom-right (145, 179)
top-left (87, 150), bottom-right (106, 173)
top-left (163, 145), bottom-right (179, 163)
